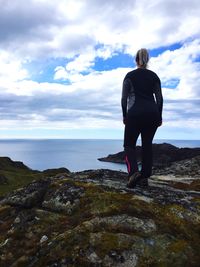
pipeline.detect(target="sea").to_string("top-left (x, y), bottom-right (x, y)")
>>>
top-left (0, 139), bottom-right (200, 172)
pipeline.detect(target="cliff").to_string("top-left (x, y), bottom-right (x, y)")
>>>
top-left (98, 143), bottom-right (200, 170)
top-left (0, 157), bottom-right (200, 266)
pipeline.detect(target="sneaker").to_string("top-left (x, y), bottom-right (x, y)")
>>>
top-left (127, 172), bottom-right (141, 188)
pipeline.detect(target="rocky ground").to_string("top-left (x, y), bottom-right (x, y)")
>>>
top-left (0, 156), bottom-right (200, 267)
top-left (154, 155), bottom-right (200, 177)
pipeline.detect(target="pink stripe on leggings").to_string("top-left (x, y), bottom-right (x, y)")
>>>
top-left (125, 155), bottom-right (131, 174)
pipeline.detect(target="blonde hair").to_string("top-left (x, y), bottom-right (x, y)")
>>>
top-left (135, 48), bottom-right (149, 68)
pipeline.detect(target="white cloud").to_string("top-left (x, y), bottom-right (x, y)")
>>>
top-left (54, 45), bottom-right (117, 82)
top-left (0, 51), bottom-right (28, 83)
top-left (1, 0), bottom-right (200, 59)
top-left (0, 0), bottom-right (200, 138)
top-left (54, 51), bottom-right (96, 81)
top-left (150, 39), bottom-right (200, 100)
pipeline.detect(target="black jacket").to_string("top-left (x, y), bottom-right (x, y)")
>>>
top-left (121, 68), bottom-right (163, 124)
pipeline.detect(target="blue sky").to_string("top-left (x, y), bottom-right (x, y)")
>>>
top-left (0, 0), bottom-right (200, 140)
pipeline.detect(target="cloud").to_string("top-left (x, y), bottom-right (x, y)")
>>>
top-left (0, 51), bottom-right (29, 82)
top-left (1, 56), bottom-right (199, 133)
top-left (0, 1), bottom-right (63, 53)
top-left (54, 45), bottom-right (117, 81)
top-left (0, 0), bottom-right (200, 138)
top-left (54, 51), bottom-right (96, 81)
top-left (0, 0), bottom-right (199, 59)
top-left (150, 39), bottom-right (200, 100)
top-left (0, 65), bottom-right (129, 133)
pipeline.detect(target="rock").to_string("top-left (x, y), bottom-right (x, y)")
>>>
top-left (7, 227), bottom-right (15, 235)
top-left (155, 155), bottom-right (200, 176)
top-left (75, 168), bottom-right (127, 190)
top-left (99, 151), bottom-right (126, 164)
top-left (42, 168), bottom-right (70, 176)
top-left (104, 250), bottom-right (138, 267)
top-left (14, 217), bottom-right (20, 224)
top-left (87, 251), bottom-right (102, 264)
top-left (0, 238), bottom-right (10, 247)
top-left (42, 183), bottom-right (85, 214)
top-left (83, 214), bottom-right (157, 234)
top-left (0, 168), bottom-right (200, 266)
top-left (40, 235), bottom-right (48, 243)
top-left (0, 179), bottom-right (50, 208)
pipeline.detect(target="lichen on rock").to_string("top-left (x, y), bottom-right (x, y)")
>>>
top-left (42, 182), bottom-right (85, 214)
top-left (0, 159), bottom-right (200, 266)
top-left (82, 214), bottom-right (157, 235)
top-left (0, 179), bottom-right (50, 208)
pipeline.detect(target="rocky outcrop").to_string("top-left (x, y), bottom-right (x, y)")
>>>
top-left (1, 179), bottom-right (50, 208)
top-left (42, 167), bottom-right (70, 176)
top-left (154, 155), bottom-right (200, 177)
top-left (0, 164), bottom-right (200, 266)
top-left (0, 156), bottom-right (70, 197)
top-left (98, 143), bottom-right (200, 168)
top-left (0, 157), bottom-right (32, 171)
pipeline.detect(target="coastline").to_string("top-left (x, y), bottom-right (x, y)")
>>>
top-left (0, 139), bottom-right (200, 172)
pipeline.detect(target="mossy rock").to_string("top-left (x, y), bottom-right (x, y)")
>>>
top-left (0, 168), bottom-right (200, 266)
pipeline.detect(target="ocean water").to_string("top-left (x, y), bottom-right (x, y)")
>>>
top-left (0, 139), bottom-right (199, 172)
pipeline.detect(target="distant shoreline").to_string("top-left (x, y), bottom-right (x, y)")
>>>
top-left (0, 138), bottom-right (200, 142)
top-left (0, 140), bottom-right (199, 172)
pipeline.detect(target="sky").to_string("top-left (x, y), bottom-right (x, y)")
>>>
top-left (0, 0), bottom-right (200, 140)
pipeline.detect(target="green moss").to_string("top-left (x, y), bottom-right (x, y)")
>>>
top-left (37, 228), bottom-right (91, 266)
top-left (28, 210), bottom-right (70, 242)
top-left (168, 239), bottom-right (188, 253)
top-left (85, 191), bottom-right (123, 215)
top-left (153, 205), bottom-right (186, 234)
top-left (42, 168), bottom-right (69, 177)
top-left (78, 182), bottom-right (150, 218)
top-left (0, 157), bottom-right (71, 197)
top-left (1, 166), bottom-right (200, 266)
top-left (151, 202), bottom-right (200, 256)
top-left (90, 232), bottom-right (133, 258)
top-left (0, 170), bottom-right (43, 196)
top-left (191, 196), bottom-right (200, 205)
top-left (0, 157), bottom-right (31, 171)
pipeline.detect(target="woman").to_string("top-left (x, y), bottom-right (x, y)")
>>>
top-left (121, 48), bottom-right (163, 188)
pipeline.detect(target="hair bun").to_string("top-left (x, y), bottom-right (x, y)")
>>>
top-left (136, 48), bottom-right (149, 68)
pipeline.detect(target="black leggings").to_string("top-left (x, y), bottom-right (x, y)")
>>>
top-left (124, 116), bottom-right (158, 178)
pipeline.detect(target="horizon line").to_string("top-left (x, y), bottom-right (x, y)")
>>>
top-left (0, 138), bottom-right (200, 141)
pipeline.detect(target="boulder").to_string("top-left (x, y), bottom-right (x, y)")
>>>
top-left (0, 179), bottom-right (50, 208)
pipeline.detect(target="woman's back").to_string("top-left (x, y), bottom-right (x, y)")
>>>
top-left (122, 68), bottom-right (162, 124)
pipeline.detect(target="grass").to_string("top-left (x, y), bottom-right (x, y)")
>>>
top-left (0, 157), bottom-right (68, 197)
